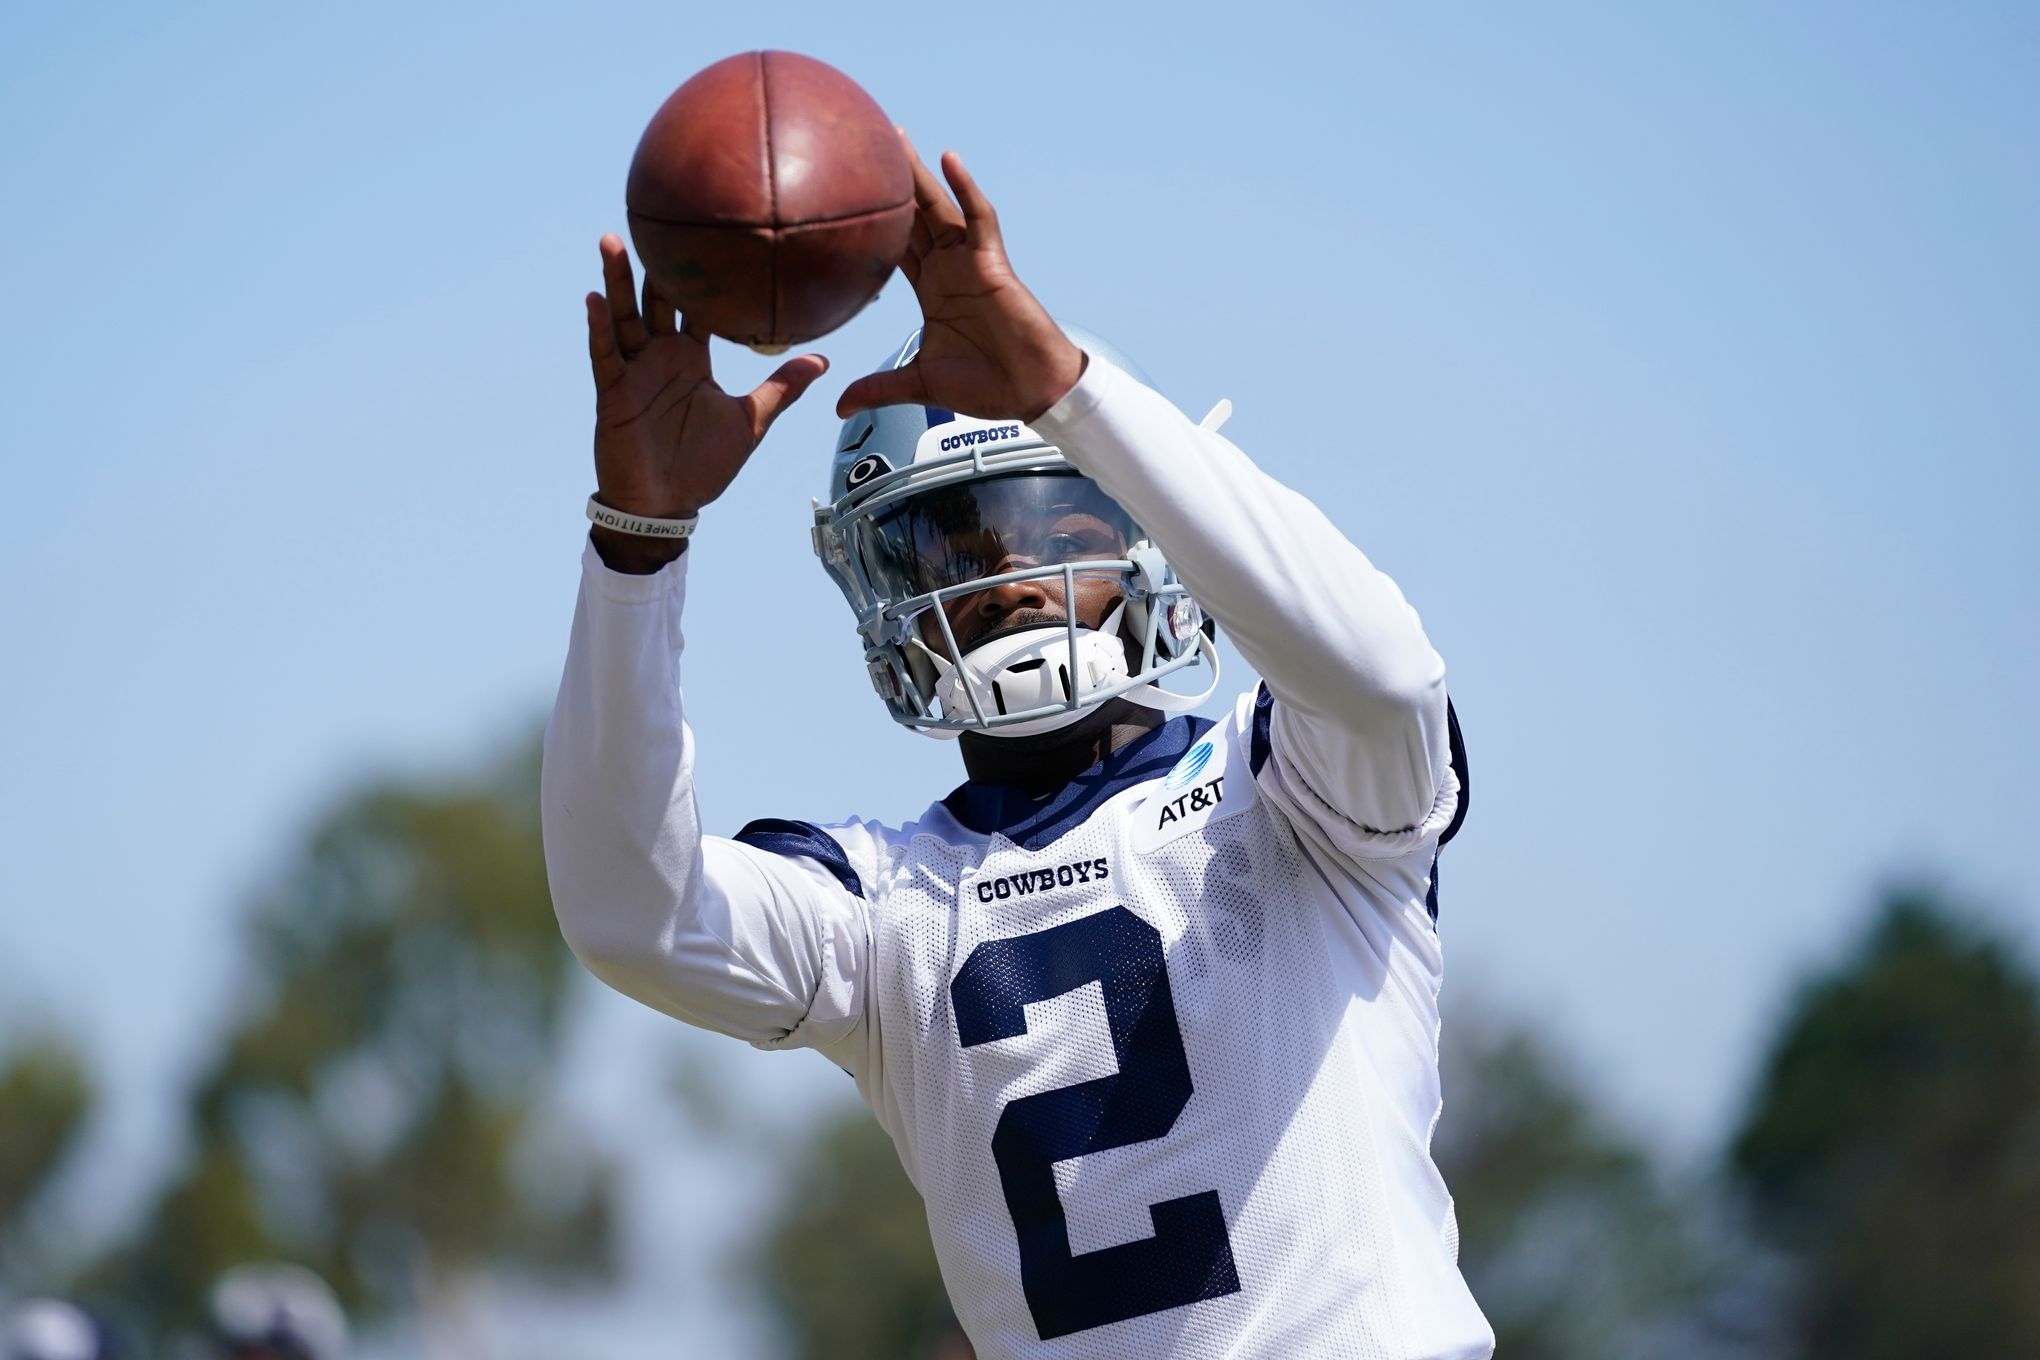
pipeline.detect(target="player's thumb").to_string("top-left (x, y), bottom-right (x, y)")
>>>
top-left (744, 353), bottom-right (829, 443)
top-left (835, 362), bottom-right (927, 419)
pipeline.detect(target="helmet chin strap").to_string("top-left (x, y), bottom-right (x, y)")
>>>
top-left (912, 603), bottom-right (1222, 739)
top-left (1118, 630), bottom-right (1222, 714)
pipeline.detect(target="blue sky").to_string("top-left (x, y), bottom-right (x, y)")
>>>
top-left (3, 0), bottom-right (2036, 1347)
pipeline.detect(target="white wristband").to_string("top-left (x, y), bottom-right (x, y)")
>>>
top-left (586, 496), bottom-right (698, 539)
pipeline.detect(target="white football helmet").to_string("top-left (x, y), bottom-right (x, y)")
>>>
top-left (813, 325), bottom-right (1220, 739)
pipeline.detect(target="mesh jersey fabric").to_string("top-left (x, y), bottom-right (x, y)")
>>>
top-left (753, 697), bottom-right (1490, 1360)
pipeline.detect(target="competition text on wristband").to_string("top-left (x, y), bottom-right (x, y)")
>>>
top-left (585, 497), bottom-right (698, 538)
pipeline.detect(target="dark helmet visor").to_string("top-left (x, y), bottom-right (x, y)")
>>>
top-left (860, 471), bottom-right (1141, 600)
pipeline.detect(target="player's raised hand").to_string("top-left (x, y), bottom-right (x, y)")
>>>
top-left (835, 139), bottom-right (1085, 424)
top-left (586, 234), bottom-right (827, 528)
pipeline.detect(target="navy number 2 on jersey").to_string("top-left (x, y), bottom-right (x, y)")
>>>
top-left (950, 906), bottom-right (1242, 1339)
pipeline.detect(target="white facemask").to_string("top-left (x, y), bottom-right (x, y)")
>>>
top-left (921, 603), bottom-right (1219, 739)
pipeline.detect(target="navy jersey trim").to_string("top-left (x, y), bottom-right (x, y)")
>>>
top-left (941, 713), bottom-right (1216, 852)
top-left (1440, 699), bottom-right (1469, 847)
top-left (1248, 681), bottom-right (1275, 776)
top-left (733, 818), bottom-right (864, 899)
top-left (1249, 683), bottom-right (1470, 848)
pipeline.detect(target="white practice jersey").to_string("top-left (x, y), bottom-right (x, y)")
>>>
top-left (542, 356), bottom-right (1495, 1360)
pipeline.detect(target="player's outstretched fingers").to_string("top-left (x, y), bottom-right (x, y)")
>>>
top-left (941, 151), bottom-right (1003, 250)
top-left (836, 361), bottom-right (927, 419)
top-left (900, 131), bottom-right (965, 244)
top-left (743, 353), bottom-right (829, 443)
top-left (600, 234), bottom-right (648, 354)
top-left (585, 293), bottom-right (626, 392)
top-left (899, 133), bottom-right (936, 270)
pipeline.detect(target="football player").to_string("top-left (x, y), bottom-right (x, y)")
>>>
top-left (544, 138), bottom-right (1493, 1359)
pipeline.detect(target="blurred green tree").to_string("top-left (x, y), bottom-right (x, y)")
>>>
top-left (754, 1107), bottom-right (958, 1360)
top-left (0, 1032), bottom-right (95, 1287)
top-left (94, 739), bottom-right (616, 1344)
top-left (1435, 1008), bottom-right (1703, 1359)
top-left (1731, 889), bottom-right (2040, 1359)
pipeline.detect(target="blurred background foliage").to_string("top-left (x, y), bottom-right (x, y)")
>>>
top-left (754, 1111), bottom-right (956, 1360)
top-left (1730, 893), bottom-right (2040, 1359)
top-left (1433, 1013), bottom-right (1709, 1360)
top-left (4, 729), bottom-right (2037, 1359)
top-left (0, 1033), bottom-right (95, 1287)
top-left (21, 739), bottom-right (620, 1352)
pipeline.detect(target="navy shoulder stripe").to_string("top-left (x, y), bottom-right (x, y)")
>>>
top-left (1431, 701), bottom-right (1467, 925)
top-left (1248, 681), bottom-right (1275, 776)
top-left (733, 818), bottom-right (864, 899)
top-left (1440, 699), bottom-right (1469, 847)
top-left (1250, 685), bottom-right (1469, 848)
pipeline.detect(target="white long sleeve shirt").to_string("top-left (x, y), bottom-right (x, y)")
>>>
top-left (541, 355), bottom-right (1493, 1360)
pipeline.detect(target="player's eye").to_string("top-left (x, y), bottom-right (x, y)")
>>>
top-left (1042, 514), bottom-right (1119, 558)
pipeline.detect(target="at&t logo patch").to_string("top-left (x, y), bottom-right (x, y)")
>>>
top-left (1164, 741), bottom-right (1214, 791)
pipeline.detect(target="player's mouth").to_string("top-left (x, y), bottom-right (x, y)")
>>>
top-left (957, 611), bottom-right (1072, 655)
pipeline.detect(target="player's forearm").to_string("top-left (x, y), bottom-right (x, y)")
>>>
top-left (1035, 357), bottom-right (1452, 832)
top-left (541, 541), bottom-right (705, 978)
top-left (1033, 357), bottom-right (1445, 727)
top-left (540, 542), bottom-right (815, 1040)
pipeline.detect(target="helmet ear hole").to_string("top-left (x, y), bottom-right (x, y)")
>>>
top-left (866, 656), bottom-right (907, 705)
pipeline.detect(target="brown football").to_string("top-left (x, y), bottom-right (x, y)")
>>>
top-left (625, 51), bottom-right (913, 351)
